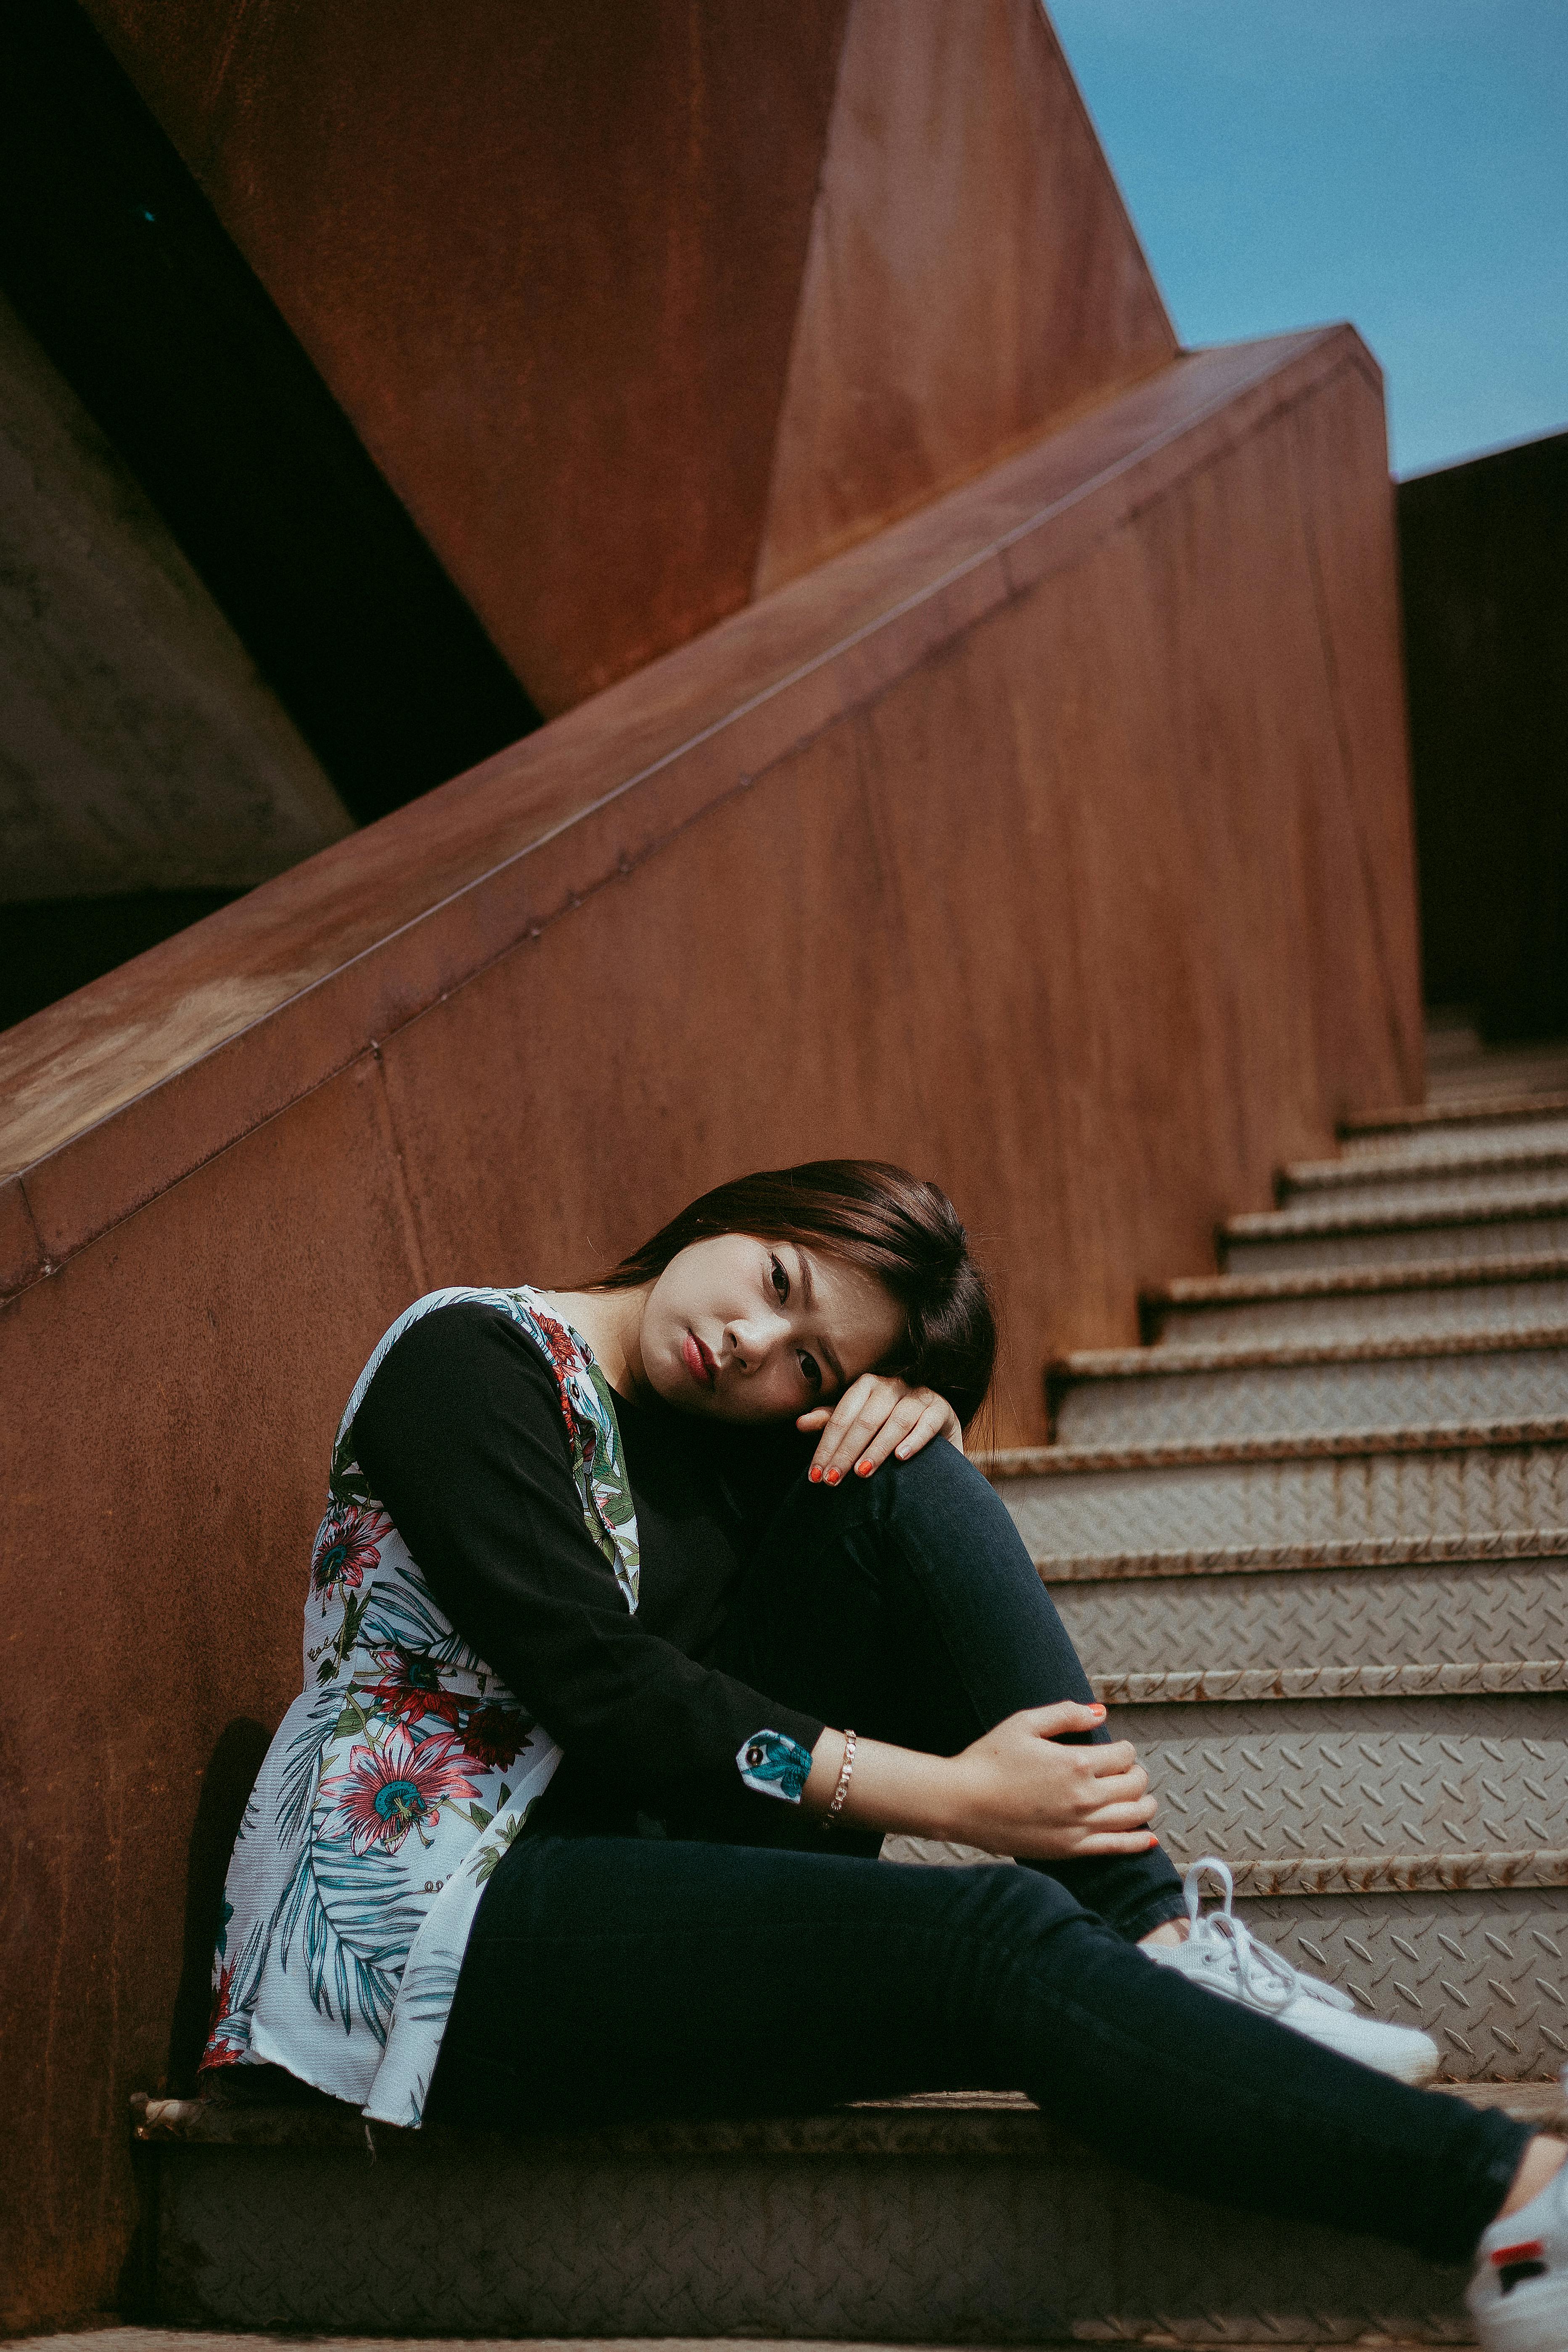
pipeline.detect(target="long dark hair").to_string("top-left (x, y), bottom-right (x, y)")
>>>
top-left (595, 1160), bottom-right (996, 1431)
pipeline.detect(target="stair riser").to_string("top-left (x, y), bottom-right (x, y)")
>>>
top-left (1056, 1346), bottom-right (1568, 1445)
top-left (1240, 1885), bottom-right (1568, 2082)
top-left (1051, 1558), bottom-right (1568, 1676)
top-left (1115, 1693), bottom-right (1568, 1869)
top-left (1000, 1443), bottom-right (1568, 1562)
top-left (1223, 1213), bottom-right (1568, 1274)
top-left (1282, 1165), bottom-right (1568, 1215)
top-left (1149, 1278), bottom-right (1568, 1347)
top-left (1342, 1114), bottom-right (1568, 1162)
top-left (150, 2136), bottom-right (1475, 2341)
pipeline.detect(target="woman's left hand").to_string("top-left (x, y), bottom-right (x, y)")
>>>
top-left (798, 1374), bottom-right (963, 1485)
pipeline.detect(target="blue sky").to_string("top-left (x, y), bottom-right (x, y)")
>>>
top-left (1049, 0), bottom-right (1568, 476)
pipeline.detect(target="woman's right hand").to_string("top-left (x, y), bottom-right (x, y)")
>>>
top-left (940, 1702), bottom-right (1158, 1858)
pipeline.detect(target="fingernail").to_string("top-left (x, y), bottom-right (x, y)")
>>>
top-left (825, 1467), bottom-right (841, 1486)
top-left (855, 1459), bottom-right (872, 1477)
top-left (808, 1466), bottom-right (822, 1483)
top-left (895, 1442), bottom-right (910, 1458)
top-left (1089, 1703), bottom-right (1105, 1718)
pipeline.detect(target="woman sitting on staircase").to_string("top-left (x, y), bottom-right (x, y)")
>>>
top-left (200, 1159), bottom-right (1566, 2352)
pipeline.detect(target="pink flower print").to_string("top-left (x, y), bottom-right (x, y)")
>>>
top-left (311, 1505), bottom-right (392, 1606)
top-left (320, 1725), bottom-right (480, 1856)
top-left (369, 1644), bottom-right (462, 1728)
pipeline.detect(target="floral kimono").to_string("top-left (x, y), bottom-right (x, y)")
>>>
top-left (199, 1286), bottom-right (640, 2127)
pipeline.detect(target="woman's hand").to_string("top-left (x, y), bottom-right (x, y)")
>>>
top-left (941, 1703), bottom-right (1158, 1858)
top-left (798, 1372), bottom-right (962, 1483)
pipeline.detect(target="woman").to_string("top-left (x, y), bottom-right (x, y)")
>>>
top-left (201, 1160), bottom-right (1565, 2351)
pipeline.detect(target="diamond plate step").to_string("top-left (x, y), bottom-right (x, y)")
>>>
top-left (1048, 1331), bottom-right (1568, 1446)
top-left (1142, 1256), bottom-right (1568, 1348)
top-left (1048, 1543), bottom-right (1568, 1676)
top-left (989, 1424), bottom-right (1568, 1566)
top-left (1109, 1693), bottom-right (1568, 1878)
top-left (1342, 1094), bottom-right (1568, 1164)
top-left (1221, 1188), bottom-right (1568, 1275)
top-left (130, 2087), bottom-right (1562, 2341)
top-left (1280, 1145), bottom-right (1568, 1214)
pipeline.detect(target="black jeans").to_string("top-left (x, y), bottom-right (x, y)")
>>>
top-left (431, 1440), bottom-right (1530, 2265)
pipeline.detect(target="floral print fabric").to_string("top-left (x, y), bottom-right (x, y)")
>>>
top-left (199, 1286), bottom-right (640, 2127)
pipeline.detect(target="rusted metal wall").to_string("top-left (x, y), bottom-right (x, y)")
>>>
top-left (0, 328), bottom-right (1420, 2333)
top-left (72, 0), bottom-right (1174, 715)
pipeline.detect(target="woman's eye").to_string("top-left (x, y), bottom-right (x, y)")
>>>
top-left (770, 1253), bottom-right (789, 1303)
top-left (798, 1350), bottom-right (821, 1390)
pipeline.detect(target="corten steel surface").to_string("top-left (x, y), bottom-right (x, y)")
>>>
top-left (750, 0), bottom-right (1174, 593)
top-left (0, 332), bottom-right (1422, 2333)
top-left (78, 0), bottom-right (1172, 715)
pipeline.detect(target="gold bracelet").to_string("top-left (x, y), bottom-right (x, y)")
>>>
top-left (824, 1729), bottom-right (857, 1826)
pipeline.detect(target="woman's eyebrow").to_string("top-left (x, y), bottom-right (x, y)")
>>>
top-left (794, 1248), bottom-right (845, 1391)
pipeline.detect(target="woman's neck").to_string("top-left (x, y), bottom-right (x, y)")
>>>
top-left (534, 1284), bottom-right (650, 1400)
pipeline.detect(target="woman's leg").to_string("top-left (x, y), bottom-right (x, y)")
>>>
top-left (429, 1824), bottom-right (1531, 2269)
top-left (706, 1436), bottom-right (1185, 1940)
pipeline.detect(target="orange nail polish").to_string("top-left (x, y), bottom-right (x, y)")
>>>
top-left (808, 1466), bottom-right (822, 1483)
top-left (826, 1467), bottom-right (841, 1486)
top-left (856, 1459), bottom-right (872, 1477)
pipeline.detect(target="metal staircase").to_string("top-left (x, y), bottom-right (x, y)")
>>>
top-left (131, 1025), bottom-right (1568, 2345)
top-left (997, 1023), bottom-right (1568, 2090)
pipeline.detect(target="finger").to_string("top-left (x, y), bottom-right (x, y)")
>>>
top-left (1019, 1701), bottom-right (1108, 1737)
top-left (814, 1388), bottom-right (907, 1483)
top-left (1077, 1792), bottom-right (1158, 1832)
top-left (1068, 1829), bottom-right (1163, 1855)
top-left (796, 1408), bottom-right (832, 1432)
top-left (852, 1397), bottom-right (930, 1477)
top-left (1071, 1766), bottom-right (1149, 1812)
top-left (807, 1378), bottom-right (880, 1478)
top-left (1080, 1738), bottom-right (1140, 1776)
top-left (888, 1399), bottom-right (951, 1464)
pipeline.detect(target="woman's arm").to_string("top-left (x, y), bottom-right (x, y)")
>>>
top-left (350, 1304), bottom-right (825, 1817)
top-left (800, 1708), bottom-right (1159, 1859)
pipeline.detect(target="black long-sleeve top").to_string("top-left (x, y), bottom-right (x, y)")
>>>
top-left (350, 1301), bottom-right (824, 1825)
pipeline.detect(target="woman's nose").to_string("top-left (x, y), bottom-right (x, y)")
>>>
top-left (725, 1310), bottom-right (788, 1373)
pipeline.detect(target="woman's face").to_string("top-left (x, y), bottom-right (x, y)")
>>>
top-left (637, 1232), bottom-right (904, 1423)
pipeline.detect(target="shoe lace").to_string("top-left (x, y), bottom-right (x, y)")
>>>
top-left (1179, 1856), bottom-right (1354, 2014)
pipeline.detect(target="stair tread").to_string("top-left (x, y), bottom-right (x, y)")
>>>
top-left (132, 2077), bottom-right (1565, 2152)
top-left (1286, 1142), bottom-right (1568, 1192)
top-left (1345, 1089), bottom-right (1568, 1138)
top-left (1023, 1526), bottom-right (1568, 1581)
top-left (988, 1415), bottom-right (1568, 1477)
top-left (1225, 1184), bottom-right (1568, 1242)
top-left (1146, 1250), bottom-right (1568, 1308)
top-left (1053, 1326), bottom-right (1568, 1379)
top-left (1095, 1659), bottom-right (1568, 1702)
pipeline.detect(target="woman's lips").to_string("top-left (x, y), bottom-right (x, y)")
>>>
top-left (682, 1331), bottom-right (717, 1389)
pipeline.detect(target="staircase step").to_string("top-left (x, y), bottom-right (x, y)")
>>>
top-left (1280, 1143), bottom-right (1568, 1213)
top-left (1108, 1691), bottom-right (1567, 1876)
top-left (1048, 1536), bottom-right (1568, 1674)
top-left (1050, 1330), bottom-right (1568, 1445)
top-left (1342, 1091), bottom-right (1568, 1158)
top-left (130, 2085), bottom-right (1563, 2341)
top-left (1221, 1188), bottom-right (1568, 1274)
top-left (989, 1424), bottom-right (1568, 1566)
top-left (1142, 1255), bottom-right (1568, 1347)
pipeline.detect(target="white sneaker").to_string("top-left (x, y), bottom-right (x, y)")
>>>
top-left (1468, 2133), bottom-right (1568, 2352)
top-left (1145, 1856), bottom-right (1439, 2087)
